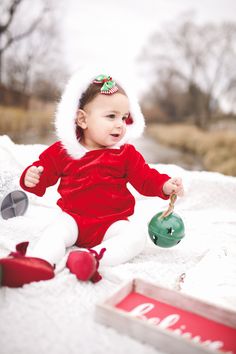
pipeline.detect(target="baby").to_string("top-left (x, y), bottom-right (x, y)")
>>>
top-left (0, 69), bottom-right (183, 287)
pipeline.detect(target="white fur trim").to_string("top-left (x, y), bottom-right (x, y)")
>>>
top-left (55, 65), bottom-right (145, 159)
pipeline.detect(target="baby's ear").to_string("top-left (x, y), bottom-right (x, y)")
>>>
top-left (76, 109), bottom-right (87, 129)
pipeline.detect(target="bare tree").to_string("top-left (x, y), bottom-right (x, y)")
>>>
top-left (1, 0), bottom-right (67, 103)
top-left (0, 0), bottom-right (49, 83)
top-left (140, 14), bottom-right (236, 128)
top-left (4, 13), bottom-right (66, 97)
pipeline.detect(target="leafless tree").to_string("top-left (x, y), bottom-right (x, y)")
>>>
top-left (5, 15), bottom-right (66, 96)
top-left (0, 0), bottom-right (51, 82)
top-left (140, 14), bottom-right (236, 128)
top-left (0, 0), bottom-right (67, 102)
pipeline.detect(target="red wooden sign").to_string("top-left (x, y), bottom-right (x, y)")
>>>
top-left (115, 291), bottom-right (236, 354)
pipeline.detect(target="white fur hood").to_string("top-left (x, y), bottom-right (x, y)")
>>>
top-left (55, 65), bottom-right (145, 159)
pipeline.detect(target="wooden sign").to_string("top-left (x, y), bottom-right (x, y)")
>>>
top-left (96, 279), bottom-right (236, 354)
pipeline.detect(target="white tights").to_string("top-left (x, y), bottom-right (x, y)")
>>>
top-left (27, 210), bottom-right (147, 267)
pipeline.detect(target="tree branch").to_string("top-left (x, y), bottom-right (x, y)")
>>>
top-left (0, 4), bottom-right (49, 55)
top-left (0, 0), bottom-right (23, 34)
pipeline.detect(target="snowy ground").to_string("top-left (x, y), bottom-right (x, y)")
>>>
top-left (0, 135), bottom-right (235, 354)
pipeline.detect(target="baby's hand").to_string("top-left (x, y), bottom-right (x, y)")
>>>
top-left (163, 177), bottom-right (184, 197)
top-left (24, 166), bottom-right (44, 188)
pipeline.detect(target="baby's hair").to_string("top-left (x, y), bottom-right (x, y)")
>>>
top-left (79, 82), bottom-right (126, 109)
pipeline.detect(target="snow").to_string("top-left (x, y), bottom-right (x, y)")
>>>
top-left (0, 135), bottom-right (235, 354)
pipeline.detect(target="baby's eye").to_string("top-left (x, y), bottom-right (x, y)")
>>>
top-left (107, 114), bottom-right (116, 119)
top-left (122, 115), bottom-right (129, 121)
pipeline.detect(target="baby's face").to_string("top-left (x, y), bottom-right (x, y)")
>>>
top-left (78, 93), bottom-right (130, 150)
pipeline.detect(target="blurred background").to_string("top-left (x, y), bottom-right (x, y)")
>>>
top-left (0, 0), bottom-right (236, 175)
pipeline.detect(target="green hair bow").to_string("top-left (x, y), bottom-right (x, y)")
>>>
top-left (93, 74), bottom-right (118, 95)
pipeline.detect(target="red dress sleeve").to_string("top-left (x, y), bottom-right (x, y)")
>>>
top-left (19, 142), bottom-right (63, 197)
top-left (125, 145), bottom-right (170, 199)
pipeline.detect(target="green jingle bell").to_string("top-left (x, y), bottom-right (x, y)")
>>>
top-left (148, 194), bottom-right (185, 248)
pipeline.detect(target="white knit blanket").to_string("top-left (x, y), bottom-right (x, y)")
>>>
top-left (0, 135), bottom-right (236, 354)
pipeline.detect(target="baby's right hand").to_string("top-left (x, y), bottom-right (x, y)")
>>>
top-left (24, 166), bottom-right (44, 188)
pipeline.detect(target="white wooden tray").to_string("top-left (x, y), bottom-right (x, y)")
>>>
top-left (95, 278), bottom-right (236, 354)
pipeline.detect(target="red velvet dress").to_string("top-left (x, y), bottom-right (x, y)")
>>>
top-left (20, 142), bottom-right (170, 248)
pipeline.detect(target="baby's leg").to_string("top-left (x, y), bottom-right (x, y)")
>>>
top-left (27, 210), bottom-right (78, 266)
top-left (92, 220), bottom-right (147, 266)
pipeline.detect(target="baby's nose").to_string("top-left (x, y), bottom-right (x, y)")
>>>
top-left (115, 118), bottom-right (123, 127)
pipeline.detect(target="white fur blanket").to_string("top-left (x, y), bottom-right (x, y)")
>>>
top-left (0, 135), bottom-right (236, 354)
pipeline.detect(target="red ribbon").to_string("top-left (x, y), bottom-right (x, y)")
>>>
top-left (9, 241), bottom-right (29, 257)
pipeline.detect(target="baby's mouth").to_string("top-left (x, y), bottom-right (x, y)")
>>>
top-left (111, 134), bottom-right (120, 137)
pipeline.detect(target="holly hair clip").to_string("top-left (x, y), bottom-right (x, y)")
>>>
top-left (93, 74), bottom-right (118, 95)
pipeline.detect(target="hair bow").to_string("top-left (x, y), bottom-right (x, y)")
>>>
top-left (93, 74), bottom-right (118, 95)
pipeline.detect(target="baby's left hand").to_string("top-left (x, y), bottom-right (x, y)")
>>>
top-left (163, 177), bottom-right (184, 197)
